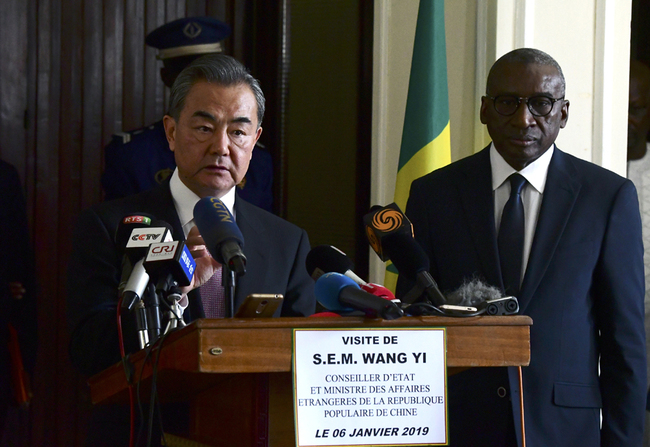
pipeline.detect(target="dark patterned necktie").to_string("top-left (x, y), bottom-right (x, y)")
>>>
top-left (498, 174), bottom-right (527, 296)
top-left (201, 265), bottom-right (225, 318)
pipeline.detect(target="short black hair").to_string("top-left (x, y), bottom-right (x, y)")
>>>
top-left (167, 54), bottom-right (265, 127)
top-left (487, 48), bottom-right (566, 96)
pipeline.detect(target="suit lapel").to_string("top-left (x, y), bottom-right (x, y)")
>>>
top-left (233, 198), bottom-right (269, 303)
top-left (518, 148), bottom-right (580, 311)
top-left (459, 148), bottom-right (503, 287)
top-left (145, 181), bottom-right (184, 240)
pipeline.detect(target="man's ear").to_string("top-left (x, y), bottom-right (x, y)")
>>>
top-left (559, 100), bottom-right (570, 129)
top-left (252, 127), bottom-right (263, 158)
top-left (479, 96), bottom-right (489, 125)
top-left (163, 115), bottom-right (177, 152)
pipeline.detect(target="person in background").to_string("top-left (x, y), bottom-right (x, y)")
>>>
top-left (102, 16), bottom-right (274, 212)
top-left (397, 48), bottom-right (646, 446)
top-left (0, 158), bottom-right (37, 443)
top-left (625, 59), bottom-right (650, 447)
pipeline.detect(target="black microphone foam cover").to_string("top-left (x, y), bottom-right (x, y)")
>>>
top-left (305, 245), bottom-right (355, 279)
top-left (115, 213), bottom-right (155, 249)
top-left (193, 197), bottom-right (246, 274)
top-left (382, 231), bottom-right (430, 282)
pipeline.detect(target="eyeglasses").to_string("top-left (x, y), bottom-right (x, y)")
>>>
top-left (487, 95), bottom-right (565, 117)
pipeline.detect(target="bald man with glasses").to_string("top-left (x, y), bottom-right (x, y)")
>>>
top-left (397, 48), bottom-right (646, 446)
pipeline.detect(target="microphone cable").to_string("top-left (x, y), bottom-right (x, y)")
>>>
top-left (117, 295), bottom-right (137, 447)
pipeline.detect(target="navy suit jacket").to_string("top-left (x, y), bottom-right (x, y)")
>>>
top-left (397, 146), bottom-right (646, 446)
top-left (67, 180), bottom-right (315, 377)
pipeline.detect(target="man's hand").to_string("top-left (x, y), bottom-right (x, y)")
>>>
top-left (184, 225), bottom-right (221, 293)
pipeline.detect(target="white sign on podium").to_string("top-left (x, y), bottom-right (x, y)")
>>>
top-left (293, 328), bottom-right (447, 446)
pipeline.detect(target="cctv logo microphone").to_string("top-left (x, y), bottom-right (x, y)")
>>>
top-left (121, 221), bottom-right (174, 311)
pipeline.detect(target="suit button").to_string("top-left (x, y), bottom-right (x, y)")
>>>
top-left (497, 387), bottom-right (507, 398)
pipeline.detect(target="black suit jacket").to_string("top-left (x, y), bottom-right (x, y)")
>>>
top-left (397, 147), bottom-right (646, 446)
top-left (0, 159), bottom-right (37, 425)
top-left (67, 180), bottom-right (315, 377)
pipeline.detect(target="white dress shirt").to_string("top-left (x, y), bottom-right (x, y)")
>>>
top-left (491, 143), bottom-right (554, 282)
top-left (169, 168), bottom-right (236, 238)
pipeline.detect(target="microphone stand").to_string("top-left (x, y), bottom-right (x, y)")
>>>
top-left (163, 285), bottom-right (186, 334)
top-left (223, 265), bottom-right (236, 318)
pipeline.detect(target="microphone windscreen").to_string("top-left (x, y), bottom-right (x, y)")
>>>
top-left (314, 272), bottom-right (357, 312)
top-left (115, 213), bottom-right (155, 249)
top-left (445, 278), bottom-right (503, 306)
top-left (309, 311), bottom-right (343, 318)
top-left (361, 283), bottom-right (396, 300)
top-left (305, 245), bottom-right (355, 279)
top-left (151, 219), bottom-right (174, 235)
top-left (382, 232), bottom-right (430, 281)
top-left (193, 197), bottom-right (244, 264)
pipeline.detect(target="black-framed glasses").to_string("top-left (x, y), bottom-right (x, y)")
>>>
top-left (487, 95), bottom-right (565, 117)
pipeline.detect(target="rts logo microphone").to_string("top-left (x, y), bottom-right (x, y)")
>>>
top-left (122, 215), bottom-right (152, 225)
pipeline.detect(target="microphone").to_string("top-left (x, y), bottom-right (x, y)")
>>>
top-left (115, 214), bottom-right (155, 250)
top-left (143, 240), bottom-right (196, 293)
top-left (381, 231), bottom-right (446, 306)
top-left (121, 258), bottom-right (150, 311)
top-left (361, 283), bottom-right (397, 301)
top-left (193, 197), bottom-right (247, 275)
top-left (120, 221), bottom-right (174, 310)
top-left (305, 245), bottom-right (366, 285)
top-left (115, 214), bottom-right (155, 295)
top-left (143, 239), bottom-right (196, 340)
top-left (363, 203), bottom-right (414, 262)
top-left (314, 272), bottom-right (404, 320)
top-left (121, 220), bottom-right (174, 346)
top-left (364, 204), bottom-right (446, 306)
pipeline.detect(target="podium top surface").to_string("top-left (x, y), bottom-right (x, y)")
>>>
top-left (89, 315), bottom-right (531, 405)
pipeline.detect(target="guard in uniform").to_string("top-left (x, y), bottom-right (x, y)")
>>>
top-left (101, 16), bottom-right (274, 211)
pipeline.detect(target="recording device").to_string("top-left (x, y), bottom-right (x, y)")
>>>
top-left (443, 278), bottom-right (519, 316)
top-left (305, 244), bottom-right (366, 285)
top-left (483, 296), bottom-right (519, 315)
top-left (314, 272), bottom-right (404, 320)
top-left (193, 197), bottom-right (247, 275)
top-left (234, 294), bottom-right (284, 318)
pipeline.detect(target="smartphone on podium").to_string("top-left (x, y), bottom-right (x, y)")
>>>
top-left (234, 293), bottom-right (284, 318)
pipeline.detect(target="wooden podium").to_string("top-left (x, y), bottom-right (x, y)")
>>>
top-left (88, 316), bottom-right (531, 447)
